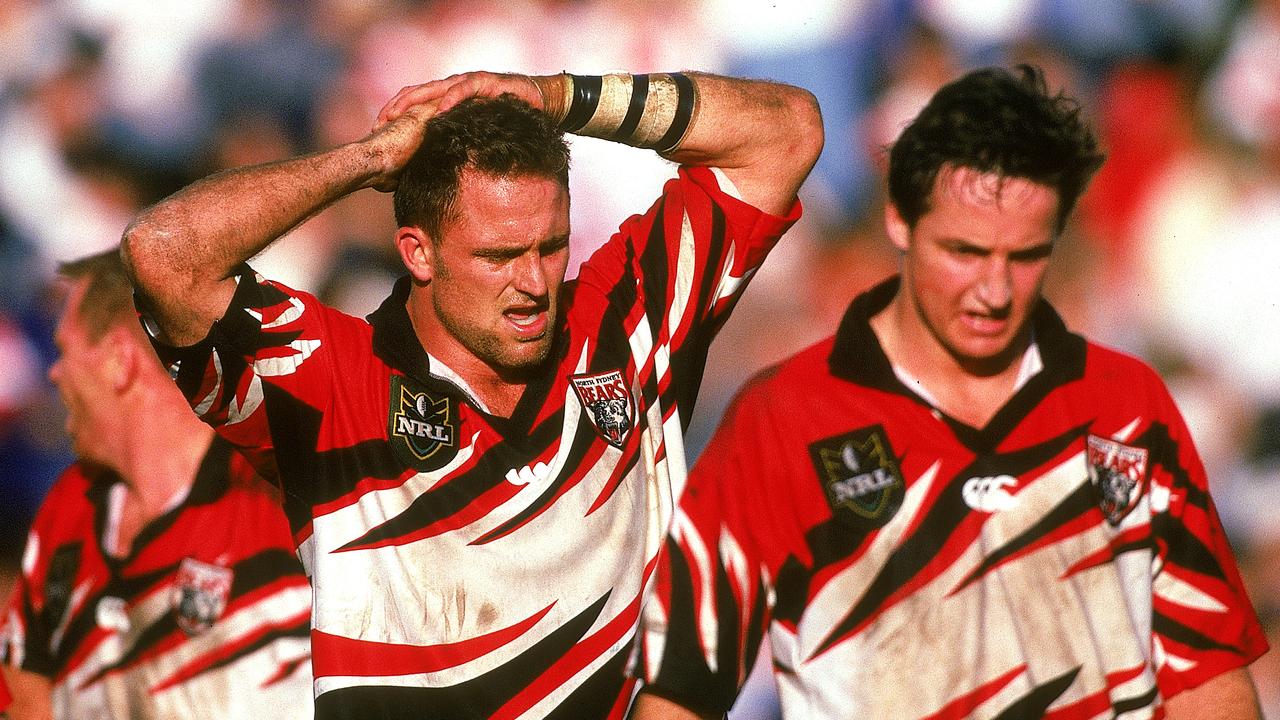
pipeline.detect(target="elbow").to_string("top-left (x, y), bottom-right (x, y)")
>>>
top-left (119, 213), bottom-right (179, 300)
top-left (788, 87), bottom-right (825, 174)
top-left (119, 216), bottom-right (154, 291)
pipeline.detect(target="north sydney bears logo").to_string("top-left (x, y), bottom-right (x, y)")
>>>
top-left (810, 425), bottom-right (905, 526)
top-left (172, 558), bottom-right (232, 636)
top-left (1087, 434), bottom-right (1149, 525)
top-left (389, 375), bottom-right (457, 472)
top-left (570, 370), bottom-right (635, 448)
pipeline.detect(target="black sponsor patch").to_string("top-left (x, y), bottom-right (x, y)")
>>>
top-left (570, 369), bottom-right (635, 448)
top-left (388, 375), bottom-right (458, 472)
top-left (1086, 434), bottom-right (1149, 525)
top-left (809, 425), bottom-right (904, 526)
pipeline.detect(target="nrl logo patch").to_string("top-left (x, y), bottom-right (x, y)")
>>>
top-left (809, 425), bottom-right (904, 526)
top-left (388, 375), bottom-right (458, 472)
top-left (1086, 434), bottom-right (1149, 526)
top-left (171, 557), bottom-right (232, 636)
top-left (570, 369), bottom-right (635, 448)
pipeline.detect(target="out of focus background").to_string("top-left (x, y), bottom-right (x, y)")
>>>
top-left (0, 0), bottom-right (1275, 715)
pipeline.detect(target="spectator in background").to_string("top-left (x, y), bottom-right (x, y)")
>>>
top-left (632, 65), bottom-right (1267, 720)
top-left (0, 250), bottom-right (312, 719)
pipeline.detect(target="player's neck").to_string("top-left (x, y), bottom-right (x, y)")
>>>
top-left (871, 296), bottom-right (1031, 429)
top-left (116, 394), bottom-right (216, 516)
top-left (408, 306), bottom-right (529, 418)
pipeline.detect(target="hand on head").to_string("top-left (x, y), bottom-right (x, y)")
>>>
top-left (375, 72), bottom-right (544, 129)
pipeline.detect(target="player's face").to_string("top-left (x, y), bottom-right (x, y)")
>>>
top-left (429, 170), bottom-right (570, 375)
top-left (47, 280), bottom-right (116, 462)
top-left (888, 166), bottom-right (1059, 373)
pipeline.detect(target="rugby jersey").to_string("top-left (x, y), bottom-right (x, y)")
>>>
top-left (145, 166), bottom-right (800, 719)
top-left (0, 438), bottom-right (313, 719)
top-left (638, 278), bottom-right (1268, 719)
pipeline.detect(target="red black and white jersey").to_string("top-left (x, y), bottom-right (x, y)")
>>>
top-left (0, 438), bottom-right (313, 719)
top-left (638, 278), bottom-right (1269, 719)
top-left (143, 166), bottom-right (800, 719)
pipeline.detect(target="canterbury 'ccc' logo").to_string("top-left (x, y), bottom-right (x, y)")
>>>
top-left (388, 375), bottom-right (458, 472)
top-left (809, 425), bottom-right (905, 527)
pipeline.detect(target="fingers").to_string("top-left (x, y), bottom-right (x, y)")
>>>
top-left (376, 78), bottom-right (452, 128)
top-left (374, 72), bottom-right (542, 129)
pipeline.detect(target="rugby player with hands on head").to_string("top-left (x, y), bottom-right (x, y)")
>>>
top-left (122, 68), bottom-right (822, 719)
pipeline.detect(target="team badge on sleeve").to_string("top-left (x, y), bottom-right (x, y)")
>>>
top-left (388, 375), bottom-right (458, 472)
top-left (1086, 434), bottom-right (1149, 525)
top-left (809, 425), bottom-right (904, 527)
top-left (570, 370), bottom-right (635, 448)
top-left (172, 558), bottom-right (233, 636)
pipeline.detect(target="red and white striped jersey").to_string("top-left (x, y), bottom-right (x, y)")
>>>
top-left (0, 439), bottom-right (313, 719)
top-left (638, 278), bottom-right (1268, 719)
top-left (145, 166), bottom-right (800, 719)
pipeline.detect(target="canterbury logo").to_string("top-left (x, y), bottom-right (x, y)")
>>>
top-left (962, 475), bottom-right (1018, 512)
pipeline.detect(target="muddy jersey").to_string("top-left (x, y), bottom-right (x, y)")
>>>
top-left (638, 278), bottom-right (1268, 719)
top-left (144, 166), bottom-right (800, 719)
top-left (0, 439), bottom-right (313, 719)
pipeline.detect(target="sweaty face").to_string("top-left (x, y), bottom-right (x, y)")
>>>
top-left (888, 166), bottom-right (1059, 374)
top-left (428, 170), bottom-right (570, 376)
top-left (47, 280), bottom-right (116, 462)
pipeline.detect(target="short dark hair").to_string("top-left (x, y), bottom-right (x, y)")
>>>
top-left (58, 248), bottom-right (137, 342)
top-left (393, 94), bottom-right (571, 238)
top-left (887, 65), bottom-right (1105, 233)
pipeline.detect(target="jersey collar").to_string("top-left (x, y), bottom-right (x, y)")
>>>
top-left (829, 276), bottom-right (1087, 446)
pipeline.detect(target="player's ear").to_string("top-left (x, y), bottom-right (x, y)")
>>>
top-left (396, 226), bottom-right (435, 283)
top-left (102, 325), bottom-right (141, 393)
top-left (885, 203), bottom-right (911, 253)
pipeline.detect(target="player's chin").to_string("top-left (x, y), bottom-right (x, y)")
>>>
top-left (496, 337), bottom-right (554, 373)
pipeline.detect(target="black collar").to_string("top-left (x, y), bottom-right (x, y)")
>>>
top-left (368, 276), bottom-right (434, 383)
top-left (366, 276), bottom-right (568, 433)
top-left (828, 276), bottom-right (1087, 448)
top-left (87, 436), bottom-right (232, 565)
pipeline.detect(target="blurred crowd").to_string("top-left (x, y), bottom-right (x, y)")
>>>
top-left (0, 0), bottom-right (1276, 716)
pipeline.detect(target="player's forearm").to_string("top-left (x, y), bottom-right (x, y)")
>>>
top-left (1, 666), bottom-right (53, 720)
top-left (121, 141), bottom-right (383, 346)
top-left (533, 71), bottom-right (823, 215)
top-left (1162, 667), bottom-right (1263, 720)
top-left (628, 691), bottom-right (720, 720)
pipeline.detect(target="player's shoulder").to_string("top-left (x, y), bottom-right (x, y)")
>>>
top-left (29, 462), bottom-right (109, 532)
top-left (726, 336), bottom-right (837, 413)
top-left (1080, 339), bottom-right (1174, 410)
top-left (1083, 339), bottom-right (1166, 386)
top-left (45, 461), bottom-right (108, 499)
top-left (237, 263), bottom-right (369, 326)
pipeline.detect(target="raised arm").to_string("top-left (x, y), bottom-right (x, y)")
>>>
top-left (121, 102), bottom-right (438, 347)
top-left (378, 71), bottom-right (824, 216)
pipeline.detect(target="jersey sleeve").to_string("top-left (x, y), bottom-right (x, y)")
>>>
top-left (2, 532), bottom-right (46, 677)
top-left (139, 266), bottom-right (338, 478)
top-left (1145, 367), bottom-right (1269, 696)
top-left (637, 386), bottom-right (776, 716)
top-left (1, 468), bottom-right (82, 678)
top-left (575, 166), bottom-right (801, 411)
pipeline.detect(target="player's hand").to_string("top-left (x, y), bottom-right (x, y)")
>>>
top-left (363, 101), bottom-right (438, 193)
top-left (375, 71), bottom-right (544, 129)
